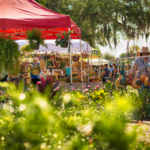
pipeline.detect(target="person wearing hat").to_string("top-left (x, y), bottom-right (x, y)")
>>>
top-left (133, 47), bottom-right (150, 77)
top-left (133, 47), bottom-right (150, 104)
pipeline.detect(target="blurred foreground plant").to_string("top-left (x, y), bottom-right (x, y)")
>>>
top-left (0, 81), bottom-right (148, 150)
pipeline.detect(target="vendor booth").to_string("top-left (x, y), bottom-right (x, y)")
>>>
top-left (16, 39), bottom-right (102, 90)
top-left (0, 0), bottom-right (101, 91)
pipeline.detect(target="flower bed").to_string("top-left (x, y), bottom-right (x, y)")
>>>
top-left (0, 80), bottom-right (149, 149)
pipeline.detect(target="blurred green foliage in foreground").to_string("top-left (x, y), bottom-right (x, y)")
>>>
top-left (0, 81), bottom-right (149, 150)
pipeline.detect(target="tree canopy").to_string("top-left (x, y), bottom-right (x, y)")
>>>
top-left (35, 0), bottom-right (150, 48)
top-left (103, 52), bottom-right (116, 62)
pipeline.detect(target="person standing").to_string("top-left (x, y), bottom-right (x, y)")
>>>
top-left (31, 57), bottom-right (41, 85)
top-left (102, 64), bottom-right (110, 83)
top-left (63, 62), bottom-right (78, 78)
top-left (100, 65), bottom-right (104, 74)
top-left (109, 65), bottom-right (114, 78)
top-left (132, 47), bottom-right (150, 108)
top-left (100, 65), bottom-right (104, 78)
top-left (120, 67), bottom-right (125, 75)
top-left (112, 63), bottom-right (117, 81)
top-left (133, 47), bottom-right (150, 78)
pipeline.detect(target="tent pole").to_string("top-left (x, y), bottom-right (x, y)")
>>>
top-left (80, 38), bottom-right (83, 92)
top-left (99, 52), bottom-right (100, 75)
top-left (102, 54), bottom-right (103, 66)
top-left (87, 43), bottom-right (89, 85)
top-left (69, 28), bottom-right (73, 91)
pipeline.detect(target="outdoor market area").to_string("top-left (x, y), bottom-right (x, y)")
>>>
top-left (1, 0), bottom-right (150, 150)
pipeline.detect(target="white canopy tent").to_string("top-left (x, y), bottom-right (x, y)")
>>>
top-left (16, 39), bottom-right (95, 87)
top-left (16, 39), bottom-right (92, 54)
top-left (89, 58), bottom-right (109, 66)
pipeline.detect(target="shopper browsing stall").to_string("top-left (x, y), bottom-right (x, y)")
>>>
top-left (109, 65), bottom-right (114, 75)
top-left (102, 64), bottom-right (110, 83)
top-left (100, 65), bottom-right (104, 74)
top-left (64, 62), bottom-right (78, 78)
top-left (112, 63), bottom-right (117, 81)
top-left (31, 57), bottom-right (41, 85)
top-left (39, 66), bottom-right (48, 79)
top-left (133, 47), bottom-right (150, 77)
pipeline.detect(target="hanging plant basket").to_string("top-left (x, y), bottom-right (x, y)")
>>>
top-left (0, 36), bottom-right (21, 75)
top-left (27, 28), bottom-right (47, 50)
top-left (55, 31), bottom-right (73, 48)
top-left (61, 42), bottom-right (68, 48)
top-left (21, 45), bottom-right (33, 56)
top-left (30, 42), bottom-right (40, 50)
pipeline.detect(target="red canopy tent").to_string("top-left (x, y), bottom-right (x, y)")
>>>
top-left (0, 0), bottom-right (83, 91)
top-left (0, 0), bottom-right (81, 39)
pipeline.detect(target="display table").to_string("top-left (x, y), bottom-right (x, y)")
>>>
top-left (58, 82), bottom-right (102, 91)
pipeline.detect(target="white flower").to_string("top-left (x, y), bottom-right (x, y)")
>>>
top-left (53, 133), bottom-right (58, 138)
top-left (19, 93), bottom-right (26, 100)
top-left (1, 137), bottom-right (4, 140)
top-left (57, 145), bottom-right (61, 149)
top-left (77, 124), bottom-right (93, 134)
top-left (39, 100), bottom-right (47, 108)
top-left (63, 94), bottom-right (71, 103)
top-left (19, 104), bottom-right (26, 111)
top-left (41, 143), bottom-right (46, 149)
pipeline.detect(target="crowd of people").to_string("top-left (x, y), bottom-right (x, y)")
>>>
top-left (100, 63), bottom-right (118, 83)
top-left (100, 47), bottom-right (150, 84)
top-left (1, 46), bottom-right (150, 86)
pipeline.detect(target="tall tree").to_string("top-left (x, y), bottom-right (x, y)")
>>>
top-left (35, 0), bottom-right (150, 48)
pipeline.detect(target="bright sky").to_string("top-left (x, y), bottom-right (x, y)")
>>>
top-left (99, 37), bottom-right (150, 57)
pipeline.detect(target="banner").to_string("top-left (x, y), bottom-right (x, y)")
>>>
top-left (92, 49), bottom-right (101, 56)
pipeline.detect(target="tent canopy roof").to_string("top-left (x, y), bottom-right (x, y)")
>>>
top-left (0, 0), bottom-right (80, 40)
top-left (89, 58), bottom-right (109, 66)
top-left (89, 58), bottom-right (108, 62)
top-left (16, 39), bottom-right (91, 54)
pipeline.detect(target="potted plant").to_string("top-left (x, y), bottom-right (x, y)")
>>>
top-left (0, 36), bottom-right (21, 75)
top-left (27, 28), bottom-right (47, 50)
top-left (21, 45), bottom-right (33, 56)
top-left (55, 31), bottom-right (73, 48)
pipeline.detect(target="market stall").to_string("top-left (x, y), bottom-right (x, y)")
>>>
top-left (0, 0), bottom-right (101, 91)
top-left (16, 39), bottom-right (101, 89)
